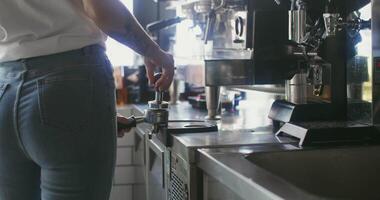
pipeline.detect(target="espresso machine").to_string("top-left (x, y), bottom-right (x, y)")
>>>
top-left (200, 0), bottom-right (292, 119)
top-left (265, 0), bottom-right (380, 146)
top-left (187, 0), bottom-right (380, 145)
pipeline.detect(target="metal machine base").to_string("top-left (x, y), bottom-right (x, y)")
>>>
top-left (276, 121), bottom-right (380, 146)
top-left (269, 100), bottom-right (380, 146)
top-left (156, 121), bottom-right (218, 146)
top-left (269, 100), bottom-right (339, 123)
top-left (268, 100), bottom-right (343, 132)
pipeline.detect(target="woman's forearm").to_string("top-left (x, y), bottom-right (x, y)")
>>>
top-left (81, 0), bottom-right (174, 90)
top-left (82, 0), bottom-right (162, 59)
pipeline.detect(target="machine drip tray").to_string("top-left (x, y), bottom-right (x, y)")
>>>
top-left (155, 121), bottom-right (218, 146)
top-left (167, 121), bottom-right (218, 134)
top-left (276, 121), bottom-right (380, 146)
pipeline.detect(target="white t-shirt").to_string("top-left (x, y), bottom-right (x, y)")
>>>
top-left (0, 0), bottom-right (106, 62)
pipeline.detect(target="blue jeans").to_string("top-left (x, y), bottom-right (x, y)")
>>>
top-left (0, 45), bottom-right (117, 200)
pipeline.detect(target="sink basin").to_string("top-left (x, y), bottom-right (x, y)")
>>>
top-left (245, 145), bottom-right (380, 199)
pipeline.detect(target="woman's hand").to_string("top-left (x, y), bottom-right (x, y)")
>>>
top-left (81, 0), bottom-right (175, 91)
top-left (144, 50), bottom-right (174, 91)
top-left (116, 113), bottom-right (133, 137)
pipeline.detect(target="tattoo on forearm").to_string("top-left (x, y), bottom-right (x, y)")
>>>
top-left (108, 23), bottom-right (153, 57)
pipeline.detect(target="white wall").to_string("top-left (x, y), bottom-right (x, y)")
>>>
top-left (105, 0), bottom-right (137, 67)
top-left (110, 107), bottom-right (136, 200)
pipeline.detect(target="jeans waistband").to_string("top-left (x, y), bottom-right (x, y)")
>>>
top-left (0, 44), bottom-right (107, 80)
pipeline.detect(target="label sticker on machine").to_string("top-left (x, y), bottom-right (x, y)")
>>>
top-left (376, 58), bottom-right (380, 69)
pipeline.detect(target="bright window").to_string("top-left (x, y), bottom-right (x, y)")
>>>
top-left (357, 3), bottom-right (371, 56)
top-left (105, 0), bottom-right (136, 67)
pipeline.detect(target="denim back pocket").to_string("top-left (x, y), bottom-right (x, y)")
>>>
top-left (37, 72), bottom-right (92, 134)
top-left (0, 83), bottom-right (9, 101)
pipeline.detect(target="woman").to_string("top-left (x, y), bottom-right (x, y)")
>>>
top-left (0, 0), bottom-right (174, 199)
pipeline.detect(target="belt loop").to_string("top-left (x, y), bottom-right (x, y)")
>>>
top-left (20, 59), bottom-right (26, 65)
top-left (20, 59), bottom-right (28, 70)
top-left (83, 45), bottom-right (94, 56)
top-left (82, 44), bottom-right (105, 56)
top-left (82, 45), bottom-right (90, 56)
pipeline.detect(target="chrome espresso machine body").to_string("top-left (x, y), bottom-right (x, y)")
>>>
top-left (267, 0), bottom-right (379, 145)
top-left (201, 0), bottom-right (380, 145)
top-left (202, 0), bottom-right (291, 119)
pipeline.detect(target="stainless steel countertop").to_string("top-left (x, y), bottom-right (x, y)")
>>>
top-left (171, 131), bottom-right (296, 163)
top-left (198, 144), bottom-right (380, 200)
top-left (121, 97), bottom-right (380, 200)
top-left (197, 145), bottom-right (314, 200)
top-left (122, 98), bottom-right (300, 199)
top-left (129, 97), bottom-right (297, 162)
top-left (132, 90), bottom-right (279, 133)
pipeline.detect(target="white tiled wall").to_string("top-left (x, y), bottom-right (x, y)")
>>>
top-left (114, 166), bottom-right (135, 185)
top-left (110, 185), bottom-right (133, 200)
top-left (110, 107), bottom-right (137, 200)
top-left (117, 130), bottom-right (135, 147)
top-left (116, 147), bottom-right (133, 166)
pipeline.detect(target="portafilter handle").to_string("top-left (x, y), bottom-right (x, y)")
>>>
top-left (117, 115), bottom-right (145, 131)
top-left (117, 73), bottom-right (167, 134)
